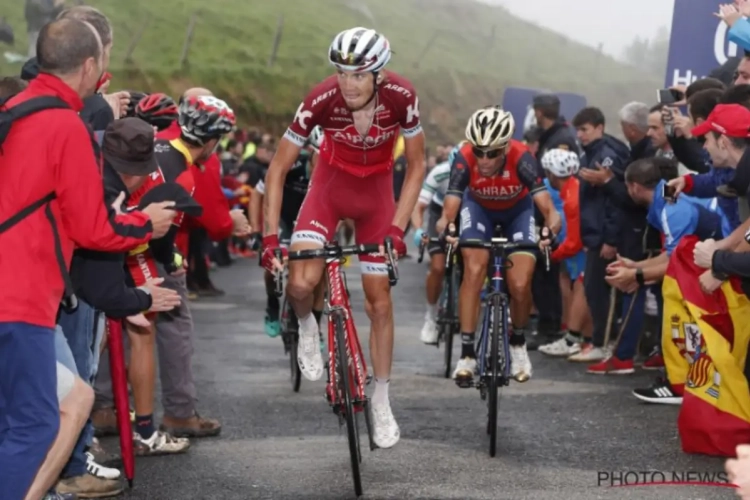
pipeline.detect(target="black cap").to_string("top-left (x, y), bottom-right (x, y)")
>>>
top-left (136, 183), bottom-right (203, 217)
top-left (102, 117), bottom-right (159, 176)
top-left (20, 57), bottom-right (39, 82)
top-left (532, 94), bottom-right (560, 108)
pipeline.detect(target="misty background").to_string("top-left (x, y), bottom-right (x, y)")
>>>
top-left (490, 0), bottom-right (674, 75)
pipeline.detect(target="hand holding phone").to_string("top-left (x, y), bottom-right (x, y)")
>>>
top-left (662, 183), bottom-right (677, 203)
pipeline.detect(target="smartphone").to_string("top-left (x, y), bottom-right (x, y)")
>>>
top-left (657, 88), bottom-right (683, 105)
top-left (662, 183), bottom-right (676, 202)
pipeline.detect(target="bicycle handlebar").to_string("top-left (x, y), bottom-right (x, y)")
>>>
top-left (458, 238), bottom-right (550, 270)
top-left (273, 239), bottom-right (399, 296)
top-left (417, 237), bottom-right (442, 263)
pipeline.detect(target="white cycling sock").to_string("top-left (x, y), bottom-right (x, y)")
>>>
top-left (425, 303), bottom-right (437, 321)
top-left (299, 313), bottom-right (318, 338)
top-left (372, 378), bottom-right (389, 405)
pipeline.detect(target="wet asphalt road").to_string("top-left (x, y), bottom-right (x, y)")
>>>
top-left (105, 256), bottom-right (734, 500)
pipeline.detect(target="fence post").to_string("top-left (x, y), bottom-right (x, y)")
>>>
top-left (180, 12), bottom-right (198, 68)
top-left (124, 16), bottom-right (150, 63)
top-left (268, 15), bottom-right (284, 68)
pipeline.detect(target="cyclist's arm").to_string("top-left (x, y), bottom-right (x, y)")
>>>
top-left (518, 152), bottom-right (561, 232)
top-left (411, 201), bottom-right (428, 231)
top-left (391, 131), bottom-right (426, 231)
top-left (249, 179), bottom-right (264, 234)
top-left (442, 151), bottom-right (470, 225)
top-left (263, 137), bottom-right (300, 236)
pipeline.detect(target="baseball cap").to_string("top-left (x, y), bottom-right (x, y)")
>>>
top-left (136, 183), bottom-right (203, 218)
top-left (103, 117), bottom-right (159, 176)
top-left (690, 104), bottom-right (750, 138)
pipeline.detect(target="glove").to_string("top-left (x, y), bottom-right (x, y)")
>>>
top-left (260, 234), bottom-right (288, 272)
top-left (386, 225), bottom-right (407, 258)
top-left (412, 228), bottom-right (425, 248)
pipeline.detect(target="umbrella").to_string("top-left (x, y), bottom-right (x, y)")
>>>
top-left (106, 318), bottom-right (135, 488)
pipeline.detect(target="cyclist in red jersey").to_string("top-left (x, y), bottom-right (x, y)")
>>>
top-left (261, 27), bottom-right (426, 449)
top-left (442, 107), bottom-right (561, 386)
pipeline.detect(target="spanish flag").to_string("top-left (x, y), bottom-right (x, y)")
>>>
top-left (662, 235), bottom-right (750, 456)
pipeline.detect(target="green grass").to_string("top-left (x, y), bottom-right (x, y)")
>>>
top-left (0, 0), bottom-right (661, 142)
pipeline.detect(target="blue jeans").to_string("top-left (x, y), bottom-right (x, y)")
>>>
top-left (0, 322), bottom-right (60, 500)
top-left (58, 301), bottom-right (103, 478)
top-left (614, 288), bottom-right (646, 360)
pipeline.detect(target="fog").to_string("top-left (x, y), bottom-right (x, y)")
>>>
top-left (484, 0), bottom-right (675, 60)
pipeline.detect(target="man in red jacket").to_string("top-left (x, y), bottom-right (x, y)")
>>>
top-left (0, 19), bottom-right (175, 500)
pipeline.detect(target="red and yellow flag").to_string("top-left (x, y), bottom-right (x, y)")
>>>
top-left (662, 236), bottom-right (750, 457)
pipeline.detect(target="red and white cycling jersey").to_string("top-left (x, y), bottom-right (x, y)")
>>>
top-left (284, 71), bottom-right (422, 177)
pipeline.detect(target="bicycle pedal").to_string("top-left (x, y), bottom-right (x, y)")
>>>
top-left (454, 378), bottom-right (474, 389)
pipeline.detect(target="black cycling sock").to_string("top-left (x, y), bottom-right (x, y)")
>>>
top-left (461, 332), bottom-right (475, 358)
top-left (566, 330), bottom-right (582, 345)
top-left (135, 414), bottom-right (155, 440)
top-left (312, 309), bottom-right (323, 326)
top-left (510, 327), bottom-right (526, 347)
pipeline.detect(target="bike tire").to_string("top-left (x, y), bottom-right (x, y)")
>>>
top-left (334, 312), bottom-right (363, 496)
top-left (488, 293), bottom-right (502, 458)
top-left (443, 263), bottom-right (456, 379)
top-left (285, 302), bottom-right (302, 393)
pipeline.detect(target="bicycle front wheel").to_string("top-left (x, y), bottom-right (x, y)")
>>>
top-left (333, 312), bottom-right (363, 496)
top-left (442, 263), bottom-right (457, 379)
top-left (488, 293), bottom-right (502, 457)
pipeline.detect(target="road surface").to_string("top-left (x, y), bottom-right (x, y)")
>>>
top-left (108, 257), bottom-right (731, 500)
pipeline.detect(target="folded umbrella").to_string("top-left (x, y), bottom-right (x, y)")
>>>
top-left (106, 318), bottom-right (135, 488)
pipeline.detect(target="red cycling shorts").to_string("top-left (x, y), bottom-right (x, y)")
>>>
top-left (291, 155), bottom-right (395, 275)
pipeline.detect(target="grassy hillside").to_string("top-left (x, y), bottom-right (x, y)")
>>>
top-left (0, 0), bottom-right (661, 142)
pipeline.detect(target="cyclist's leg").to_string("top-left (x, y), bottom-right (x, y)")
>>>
top-left (353, 172), bottom-right (400, 449)
top-left (502, 197), bottom-right (537, 382)
top-left (420, 202), bottom-right (446, 344)
top-left (454, 193), bottom-right (492, 381)
top-left (287, 161), bottom-right (340, 381)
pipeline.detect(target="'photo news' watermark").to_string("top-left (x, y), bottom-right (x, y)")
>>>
top-left (597, 470), bottom-right (734, 488)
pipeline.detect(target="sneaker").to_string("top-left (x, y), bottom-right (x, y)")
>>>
top-left (587, 356), bottom-right (635, 375)
top-left (297, 326), bottom-right (324, 381)
top-left (567, 343), bottom-right (606, 362)
top-left (419, 318), bottom-right (439, 344)
top-left (85, 453), bottom-right (121, 480)
top-left (452, 357), bottom-right (476, 387)
top-left (264, 315), bottom-right (281, 338)
top-left (632, 378), bottom-right (683, 405)
top-left (133, 430), bottom-right (190, 456)
top-left (160, 413), bottom-right (222, 438)
top-left (371, 402), bottom-right (400, 449)
top-left (642, 351), bottom-right (665, 370)
top-left (539, 336), bottom-right (581, 357)
top-left (91, 408), bottom-right (117, 438)
top-left (510, 344), bottom-right (532, 382)
top-left (88, 438), bottom-right (121, 469)
top-left (56, 473), bottom-right (122, 498)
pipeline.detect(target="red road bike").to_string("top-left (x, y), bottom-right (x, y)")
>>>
top-left (275, 238), bottom-right (398, 497)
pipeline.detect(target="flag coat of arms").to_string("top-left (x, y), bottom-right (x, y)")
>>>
top-left (662, 236), bottom-right (750, 456)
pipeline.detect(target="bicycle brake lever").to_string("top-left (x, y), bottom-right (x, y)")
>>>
top-left (273, 248), bottom-right (284, 297)
top-left (384, 237), bottom-right (398, 287)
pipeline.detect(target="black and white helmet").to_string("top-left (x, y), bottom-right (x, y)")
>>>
top-left (308, 126), bottom-right (324, 153)
top-left (465, 107), bottom-right (515, 149)
top-left (178, 95), bottom-right (236, 146)
top-left (328, 27), bottom-right (391, 73)
top-left (541, 148), bottom-right (580, 177)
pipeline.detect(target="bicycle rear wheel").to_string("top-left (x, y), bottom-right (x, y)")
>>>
top-left (284, 302), bottom-right (302, 392)
top-left (488, 293), bottom-right (502, 457)
top-left (333, 312), bottom-right (363, 496)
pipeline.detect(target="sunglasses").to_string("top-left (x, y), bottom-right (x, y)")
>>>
top-left (472, 147), bottom-right (504, 159)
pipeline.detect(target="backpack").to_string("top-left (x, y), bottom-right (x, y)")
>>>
top-left (0, 94), bottom-right (78, 311)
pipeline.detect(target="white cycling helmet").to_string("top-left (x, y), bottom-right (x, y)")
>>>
top-left (541, 148), bottom-right (580, 177)
top-left (465, 107), bottom-right (515, 149)
top-left (328, 27), bottom-right (391, 73)
top-left (308, 125), bottom-right (324, 153)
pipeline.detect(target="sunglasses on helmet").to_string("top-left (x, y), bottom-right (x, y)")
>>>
top-left (472, 146), bottom-right (504, 159)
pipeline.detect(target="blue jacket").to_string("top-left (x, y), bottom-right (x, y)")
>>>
top-left (648, 180), bottom-right (729, 256)
top-left (579, 134), bottom-right (631, 249)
